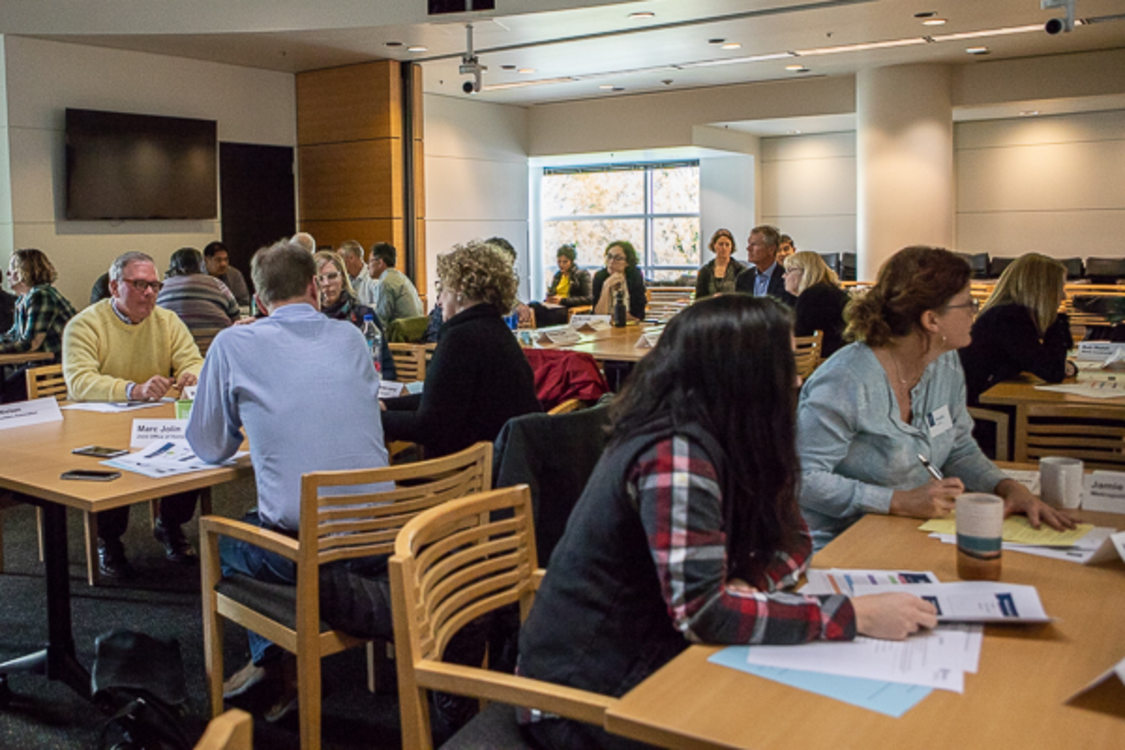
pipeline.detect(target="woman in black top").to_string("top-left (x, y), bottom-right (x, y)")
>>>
top-left (314, 250), bottom-right (396, 380)
top-left (782, 251), bottom-right (850, 358)
top-left (694, 228), bottom-right (746, 300)
top-left (591, 241), bottom-right (646, 321)
top-left (544, 244), bottom-right (592, 307)
top-left (382, 241), bottom-right (540, 457)
top-left (959, 253), bottom-right (1075, 405)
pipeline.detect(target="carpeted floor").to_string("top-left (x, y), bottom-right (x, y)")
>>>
top-left (0, 476), bottom-right (405, 749)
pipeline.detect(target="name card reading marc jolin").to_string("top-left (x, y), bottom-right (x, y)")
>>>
top-left (130, 418), bottom-right (187, 448)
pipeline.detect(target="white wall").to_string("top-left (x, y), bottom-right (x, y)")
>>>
top-left (759, 131), bottom-right (857, 255)
top-left (423, 92), bottom-right (530, 302)
top-left (954, 110), bottom-right (1125, 259)
top-left (699, 153), bottom-right (756, 254)
top-left (1, 35), bottom-right (296, 307)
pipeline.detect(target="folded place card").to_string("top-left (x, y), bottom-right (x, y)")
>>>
top-left (130, 419), bottom-right (186, 448)
top-left (538, 329), bottom-right (582, 345)
top-left (0, 397), bottom-right (63, 430)
top-left (570, 314), bottom-right (611, 332)
top-left (1083, 471), bottom-right (1125, 513)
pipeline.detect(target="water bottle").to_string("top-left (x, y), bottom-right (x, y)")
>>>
top-left (361, 313), bottom-right (383, 386)
top-left (612, 288), bottom-right (627, 327)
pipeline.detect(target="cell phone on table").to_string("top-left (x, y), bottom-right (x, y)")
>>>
top-left (60, 469), bottom-right (122, 482)
top-left (72, 445), bottom-right (128, 458)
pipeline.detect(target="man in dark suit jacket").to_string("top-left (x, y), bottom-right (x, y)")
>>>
top-left (734, 224), bottom-right (796, 306)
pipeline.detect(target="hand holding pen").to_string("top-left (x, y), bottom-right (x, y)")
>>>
top-left (887, 455), bottom-right (964, 519)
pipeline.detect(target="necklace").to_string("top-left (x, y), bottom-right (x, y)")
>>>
top-left (888, 350), bottom-right (921, 388)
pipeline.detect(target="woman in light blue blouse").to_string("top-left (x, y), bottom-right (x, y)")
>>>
top-left (796, 246), bottom-right (1074, 550)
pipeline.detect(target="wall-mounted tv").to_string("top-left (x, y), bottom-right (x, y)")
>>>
top-left (65, 108), bottom-right (218, 221)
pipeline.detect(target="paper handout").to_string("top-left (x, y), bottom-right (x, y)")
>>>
top-left (919, 515), bottom-right (1094, 546)
top-left (102, 439), bottom-right (246, 478)
top-left (850, 581), bottom-right (1050, 623)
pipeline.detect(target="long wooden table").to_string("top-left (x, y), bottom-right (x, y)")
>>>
top-left (520, 322), bottom-right (655, 364)
top-left (0, 403), bottom-right (251, 700)
top-left (604, 511), bottom-right (1125, 749)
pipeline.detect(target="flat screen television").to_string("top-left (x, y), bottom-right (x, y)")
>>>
top-left (65, 108), bottom-right (218, 220)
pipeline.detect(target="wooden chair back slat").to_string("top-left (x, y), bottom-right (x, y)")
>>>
top-left (388, 343), bottom-right (427, 382)
top-left (25, 364), bottom-right (67, 400)
top-left (794, 330), bottom-right (823, 380)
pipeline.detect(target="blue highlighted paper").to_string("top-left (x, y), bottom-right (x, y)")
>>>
top-left (708, 647), bottom-right (931, 718)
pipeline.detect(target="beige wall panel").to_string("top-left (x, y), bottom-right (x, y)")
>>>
top-left (412, 139), bottom-right (426, 219)
top-left (955, 210), bottom-right (1125, 258)
top-left (424, 94), bottom-right (528, 162)
top-left (953, 49), bottom-right (1125, 109)
top-left (956, 110), bottom-right (1125, 150)
top-left (299, 219), bottom-right (402, 255)
top-left (760, 153), bottom-right (855, 218)
top-left (757, 215), bottom-right (857, 256)
top-left (296, 60), bottom-right (400, 145)
top-left (297, 140), bottom-right (402, 220)
top-left (424, 155), bottom-right (526, 222)
top-left (761, 131), bottom-right (855, 162)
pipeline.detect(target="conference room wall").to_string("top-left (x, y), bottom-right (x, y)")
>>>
top-left (0, 35), bottom-right (297, 308)
top-left (759, 131), bottom-right (857, 256)
top-left (954, 109), bottom-right (1125, 258)
top-left (422, 93), bottom-right (530, 304)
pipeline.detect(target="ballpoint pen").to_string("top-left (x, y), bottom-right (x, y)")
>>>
top-left (917, 453), bottom-right (944, 481)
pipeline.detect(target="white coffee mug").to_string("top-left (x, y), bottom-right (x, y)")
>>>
top-left (1039, 456), bottom-right (1083, 509)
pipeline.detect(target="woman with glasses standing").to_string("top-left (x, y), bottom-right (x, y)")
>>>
top-left (795, 246), bottom-right (1073, 550)
top-left (591, 241), bottom-right (646, 321)
top-left (314, 250), bottom-right (396, 380)
top-left (2, 248), bottom-right (76, 401)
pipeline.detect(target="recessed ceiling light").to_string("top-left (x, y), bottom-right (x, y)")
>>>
top-left (966, 46), bottom-right (990, 55)
top-left (788, 129), bottom-right (803, 135)
top-left (1019, 110), bottom-right (1040, 116)
top-left (922, 18), bottom-right (947, 26)
top-left (384, 41), bottom-right (403, 47)
top-left (786, 64), bottom-right (809, 72)
top-left (407, 45), bottom-right (427, 53)
top-left (721, 42), bottom-right (742, 50)
top-left (518, 68), bottom-right (535, 74)
top-left (708, 38), bottom-right (726, 45)
top-left (599, 84), bottom-right (615, 90)
top-left (629, 12), bottom-right (655, 20)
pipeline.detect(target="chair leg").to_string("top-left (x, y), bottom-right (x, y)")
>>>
top-left (394, 639), bottom-right (433, 750)
top-left (200, 525), bottom-right (226, 719)
top-left (84, 511), bottom-right (100, 586)
top-left (366, 641), bottom-right (376, 693)
top-left (297, 647), bottom-right (322, 750)
top-left (149, 499), bottom-right (161, 532)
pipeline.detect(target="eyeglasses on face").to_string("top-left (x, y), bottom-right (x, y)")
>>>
top-left (607, 254), bottom-right (626, 262)
top-left (316, 272), bottom-right (341, 284)
top-left (945, 298), bottom-right (980, 313)
top-left (122, 278), bottom-right (163, 293)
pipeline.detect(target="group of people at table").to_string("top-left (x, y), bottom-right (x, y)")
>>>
top-left (0, 226), bottom-right (1087, 744)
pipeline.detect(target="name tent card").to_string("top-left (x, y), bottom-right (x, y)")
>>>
top-left (131, 419), bottom-right (186, 448)
top-left (0, 397), bottom-right (63, 430)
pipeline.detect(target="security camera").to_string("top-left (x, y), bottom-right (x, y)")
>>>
top-left (459, 23), bottom-right (486, 94)
top-left (1041, 0), bottom-right (1076, 33)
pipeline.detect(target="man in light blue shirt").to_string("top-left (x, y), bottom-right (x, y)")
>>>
top-left (186, 238), bottom-right (389, 718)
top-left (733, 225), bottom-right (796, 306)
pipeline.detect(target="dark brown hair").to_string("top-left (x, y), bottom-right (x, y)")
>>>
top-left (845, 246), bottom-right (970, 346)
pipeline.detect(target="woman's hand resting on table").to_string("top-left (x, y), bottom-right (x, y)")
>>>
top-left (889, 477), bottom-right (964, 518)
top-left (852, 593), bottom-right (938, 640)
top-left (994, 479), bottom-right (1076, 531)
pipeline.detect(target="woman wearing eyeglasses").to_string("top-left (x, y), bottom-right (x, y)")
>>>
top-left (591, 241), bottom-right (647, 321)
top-left (314, 250), bottom-right (396, 380)
top-left (1, 248), bottom-right (77, 401)
top-left (795, 246), bottom-right (1073, 551)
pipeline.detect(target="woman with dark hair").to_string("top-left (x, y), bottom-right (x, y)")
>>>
top-left (156, 247), bottom-right (241, 333)
top-left (531, 243), bottom-right (593, 327)
top-left (694, 228), bottom-right (745, 299)
top-left (591, 240), bottom-right (646, 320)
top-left (2, 248), bottom-right (77, 401)
top-left (314, 250), bottom-right (395, 379)
top-left (382, 241), bottom-right (539, 457)
top-left (518, 295), bottom-right (938, 750)
top-left (796, 246), bottom-right (1073, 550)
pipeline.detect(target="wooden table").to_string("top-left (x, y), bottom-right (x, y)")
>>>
top-left (0, 403), bottom-right (251, 700)
top-left (605, 512), bottom-right (1125, 750)
top-left (0, 351), bottom-right (54, 367)
top-left (520, 322), bottom-right (655, 364)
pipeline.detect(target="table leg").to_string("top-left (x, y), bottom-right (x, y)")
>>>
top-left (0, 502), bottom-right (91, 700)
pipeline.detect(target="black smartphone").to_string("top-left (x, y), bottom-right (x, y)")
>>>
top-left (60, 469), bottom-right (122, 482)
top-left (72, 445), bottom-right (128, 458)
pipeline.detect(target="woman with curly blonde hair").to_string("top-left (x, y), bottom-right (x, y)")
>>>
top-left (381, 240), bottom-right (539, 457)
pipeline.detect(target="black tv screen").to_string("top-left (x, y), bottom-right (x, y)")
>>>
top-left (65, 108), bottom-right (217, 220)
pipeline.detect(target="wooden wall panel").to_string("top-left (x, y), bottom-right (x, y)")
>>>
top-left (297, 140), bottom-right (402, 220)
top-left (300, 219), bottom-right (403, 255)
top-left (296, 61), bottom-right (401, 144)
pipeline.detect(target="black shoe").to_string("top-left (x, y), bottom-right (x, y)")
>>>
top-left (153, 520), bottom-right (197, 564)
top-left (97, 539), bottom-right (134, 580)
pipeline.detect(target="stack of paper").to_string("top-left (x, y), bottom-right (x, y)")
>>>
top-left (920, 516), bottom-right (1118, 565)
top-left (102, 439), bottom-right (245, 478)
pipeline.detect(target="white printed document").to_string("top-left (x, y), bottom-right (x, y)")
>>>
top-left (801, 569), bottom-right (938, 596)
top-left (102, 439), bottom-right (245, 478)
top-left (850, 581), bottom-right (1050, 623)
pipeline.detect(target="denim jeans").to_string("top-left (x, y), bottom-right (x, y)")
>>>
top-left (219, 510), bottom-right (296, 665)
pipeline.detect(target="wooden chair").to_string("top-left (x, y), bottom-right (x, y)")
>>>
top-left (388, 343), bottom-right (427, 382)
top-left (794, 330), bottom-right (823, 380)
top-left (200, 441), bottom-right (494, 750)
top-left (194, 708), bottom-right (252, 750)
top-left (192, 326), bottom-right (225, 357)
top-left (25, 363), bottom-right (67, 400)
top-left (389, 485), bottom-right (617, 750)
top-left (967, 406), bottom-right (1011, 462)
top-left (1015, 403), bottom-right (1125, 470)
top-left (547, 398), bottom-right (584, 416)
top-left (24, 364), bottom-right (211, 584)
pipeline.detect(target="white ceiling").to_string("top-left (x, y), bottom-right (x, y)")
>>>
top-left (5, 0), bottom-right (1125, 132)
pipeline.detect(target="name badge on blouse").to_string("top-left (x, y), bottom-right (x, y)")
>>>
top-left (926, 405), bottom-right (953, 437)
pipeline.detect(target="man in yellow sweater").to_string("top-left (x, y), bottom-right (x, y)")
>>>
top-left (63, 251), bottom-right (204, 578)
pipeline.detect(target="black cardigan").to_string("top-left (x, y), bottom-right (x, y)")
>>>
top-left (794, 282), bottom-right (850, 358)
top-left (382, 304), bottom-right (540, 457)
top-left (694, 258), bottom-right (746, 300)
top-left (958, 303), bottom-right (1073, 405)
top-left (546, 267), bottom-right (593, 307)
top-left (591, 267), bottom-right (647, 320)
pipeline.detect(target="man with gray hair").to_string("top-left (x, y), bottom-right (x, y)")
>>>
top-left (290, 231), bottom-right (316, 254)
top-left (338, 239), bottom-right (375, 306)
top-left (187, 239), bottom-right (391, 718)
top-left (62, 250), bottom-right (205, 578)
top-left (734, 224), bottom-right (796, 306)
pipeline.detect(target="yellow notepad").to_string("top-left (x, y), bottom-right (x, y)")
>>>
top-left (919, 515), bottom-right (1094, 547)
